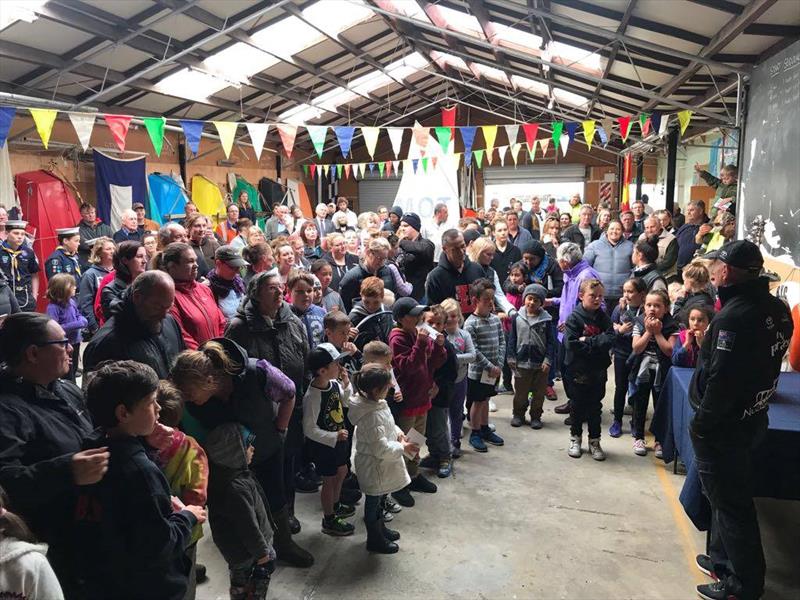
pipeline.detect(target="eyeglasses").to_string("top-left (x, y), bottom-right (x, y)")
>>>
top-left (37, 338), bottom-right (70, 349)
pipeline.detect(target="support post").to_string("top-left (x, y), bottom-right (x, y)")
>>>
top-left (178, 143), bottom-right (187, 190)
top-left (665, 127), bottom-right (679, 213)
top-left (635, 155), bottom-right (644, 201)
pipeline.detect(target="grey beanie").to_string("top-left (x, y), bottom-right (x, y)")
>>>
top-left (523, 283), bottom-right (547, 302)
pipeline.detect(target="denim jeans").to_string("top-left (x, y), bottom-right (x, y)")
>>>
top-left (425, 405), bottom-right (451, 460)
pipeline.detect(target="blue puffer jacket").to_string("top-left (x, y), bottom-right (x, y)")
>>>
top-left (583, 235), bottom-right (634, 299)
top-left (507, 308), bottom-right (553, 369)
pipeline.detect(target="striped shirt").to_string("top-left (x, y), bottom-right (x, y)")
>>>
top-left (464, 312), bottom-right (505, 381)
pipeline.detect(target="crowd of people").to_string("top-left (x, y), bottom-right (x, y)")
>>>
top-left (0, 178), bottom-right (785, 600)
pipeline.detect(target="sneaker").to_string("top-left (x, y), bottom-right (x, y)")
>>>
top-left (469, 432), bottom-right (488, 452)
top-left (195, 563), bottom-right (207, 584)
top-left (695, 554), bottom-right (719, 581)
top-left (609, 420), bottom-right (622, 438)
top-left (489, 399), bottom-right (498, 412)
top-left (437, 460), bottom-right (452, 478)
top-left (530, 418), bottom-right (543, 430)
top-left (381, 496), bottom-right (402, 514)
top-left (408, 474), bottom-right (437, 493)
top-left (488, 422), bottom-right (496, 432)
top-left (588, 438), bottom-right (606, 461)
top-left (322, 516), bottom-right (354, 536)
top-left (633, 438), bottom-right (647, 456)
top-left (451, 446), bottom-right (463, 459)
top-left (482, 428), bottom-right (504, 446)
top-left (568, 436), bottom-right (582, 458)
top-left (554, 401), bottom-right (571, 414)
top-left (288, 514), bottom-right (301, 534)
top-left (334, 502), bottom-right (355, 519)
top-left (563, 416), bottom-right (572, 426)
top-left (697, 581), bottom-right (738, 600)
top-left (510, 415), bottom-right (524, 427)
top-left (418, 454), bottom-right (438, 470)
top-left (304, 463), bottom-right (323, 486)
top-left (546, 386), bottom-right (558, 401)
top-left (294, 473), bottom-right (320, 494)
top-left (382, 509), bottom-right (394, 522)
top-left (391, 486), bottom-right (415, 507)
top-left (654, 442), bottom-right (663, 459)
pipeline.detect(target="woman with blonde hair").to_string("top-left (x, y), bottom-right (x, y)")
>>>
top-left (541, 217), bottom-right (561, 259)
top-left (467, 236), bottom-right (516, 318)
top-left (78, 236), bottom-right (115, 335)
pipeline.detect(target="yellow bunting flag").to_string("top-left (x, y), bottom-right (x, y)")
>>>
top-left (581, 120), bottom-right (596, 150)
top-left (29, 108), bottom-right (58, 149)
top-left (361, 127), bottom-right (380, 160)
top-left (677, 110), bottom-right (693, 136)
top-left (538, 137), bottom-right (550, 156)
top-left (481, 125), bottom-right (498, 157)
top-left (213, 121), bottom-right (238, 159)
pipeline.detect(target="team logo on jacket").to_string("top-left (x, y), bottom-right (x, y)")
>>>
top-left (716, 330), bottom-right (735, 351)
top-left (583, 324), bottom-right (601, 336)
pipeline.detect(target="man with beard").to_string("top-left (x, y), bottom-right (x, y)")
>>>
top-left (83, 270), bottom-right (184, 378)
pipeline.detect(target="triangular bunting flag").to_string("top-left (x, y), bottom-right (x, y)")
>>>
top-left (104, 114), bottom-right (133, 152)
top-left (581, 120), bottom-right (596, 151)
top-left (510, 143), bottom-right (521, 165)
top-left (0, 107), bottom-right (15, 149)
top-left (306, 125), bottom-right (328, 159)
top-left (639, 113), bottom-right (651, 137)
top-left (412, 122), bottom-right (429, 154)
top-left (141, 116), bottom-right (165, 157)
top-left (481, 125), bottom-right (498, 156)
top-left (246, 123), bottom-right (269, 161)
top-left (68, 112), bottom-right (96, 152)
top-left (522, 123), bottom-right (539, 150)
top-left (276, 124), bottom-right (298, 158)
top-left (180, 120), bottom-right (204, 154)
top-left (333, 126), bottom-right (355, 158)
top-left (386, 160), bottom-right (393, 177)
top-left (464, 150), bottom-right (473, 168)
top-left (474, 149), bottom-right (484, 169)
top-left (441, 106), bottom-right (456, 136)
top-left (434, 126), bottom-right (452, 155)
top-left (550, 122), bottom-right (563, 151)
top-left (387, 128), bottom-right (404, 158)
top-left (498, 145), bottom-right (507, 167)
top-left (460, 126), bottom-right (477, 156)
top-left (678, 110), bottom-right (693, 136)
top-left (421, 157), bottom-right (429, 173)
top-left (559, 134), bottom-right (570, 157)
top-left (368, 163), bottom-right (376, 173)
top-left (539, 137), bottom-right (550, 156)
top-left (597, 124), bottom-right (609, 146)
top-left (213, 121), bottom-right (238, 159)
top-left (344, 163), bottom-right (351, 179)
top-left (29, 108), bottom-right (58, 149)
top-left (565, 122), bottom-right (578, 144)
top-left (322, 164), bottom-right (330, 177)
top-left (504, 124), bottom-right (519, 146)
top-left (310, 164), bottom-right (317, 178)
top-left (378, 162), bottom-right (385, 177)
top-left (302, 165), bottom-right (309, 177)
top-left (336, 164), bottom-right (343, 179)
top-left (357, 163), bottom-right (365, 178)
top-left (362, 127), bottom-right (380, 160)
top-left (617, 116), bottom-right (632, 143)
top-left (651, 112), bottom-right (663, 136)
top-left (601, 118), bottom-right (614, 145)
top-left (411, 159), bottom-right (419, 174)
top-left (431, 156), bottom-right (438, 170)
top-left (526, 143), bottom-right (535, 162)
top-left (485, 147), bottom-right (494, 165)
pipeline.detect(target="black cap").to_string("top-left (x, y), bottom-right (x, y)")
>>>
top-left (308, 342), bottom-right (350, 372)
top-left (215, 245), bottom-right (249, 268)
top-left (400, 212), bottom-right (421, 232)
top-left (463, 228), bottom-right (482, 246)
top-left (703, 240), bottom-right (763, 274)
top-left (389, 205), bottom-right (403, 218)
top-left (392, 297), bottom-right (429, 322)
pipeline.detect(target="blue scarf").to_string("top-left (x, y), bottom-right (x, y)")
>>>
top-left (531, 253), bottom-right (551, 284)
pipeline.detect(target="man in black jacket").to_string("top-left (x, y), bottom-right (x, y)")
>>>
top-left (425, 229), bottom-right (484, 316)
top-left (560, 205), bottom-right (600, 251)
top-left (690, 241), bottom-right (793, 600)
top-left (338, 238), bottom-right (397, 312)
top-left (396, 212), bottom-right (434, 300)
top-left (83, 270), bottom-right (184, 378)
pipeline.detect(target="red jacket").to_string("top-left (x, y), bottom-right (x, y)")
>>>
top-left (170, 280), bottom-right (226, 350)
top-left (389, 327), bottom-right (447, 417)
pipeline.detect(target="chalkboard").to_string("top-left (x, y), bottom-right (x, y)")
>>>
top-left (739, 39), bottom-right (800, 267)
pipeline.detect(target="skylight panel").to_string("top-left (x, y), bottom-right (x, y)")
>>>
top-left (384, 52), bottom-right (429, 80)
top-left (432, 5), bottom-right (484, 38)
top-left (155, 68), bottom-right (229, 102)
top-left (511, 75), bottom-right (549, 96)
top-left (0, 0), bottom-right (47, 31)
top-left (349, 71), bottom-right (394, 95)
top-left (470, 63), bottom-right (510, 86)
top-left (314, 87), bottom-right (359, 112)
top-left (302, 0), bottom-right (373, 36)
top-left (250, 15), bottom-right (325, 58)
top-left (430, 50), bottom-right (469, 73)
top-left (374, 0), bottom-right (431, 24)
top-left (550, 41), bottom-right (602, 72)
top-left (493, 23), bottom-right (543, 52)
top-left (554, 87), bottom-right (589, 108)
top-left (202, 42), bottom-right (279, 84)
top-left (279, 103), bottom-right (327, 126)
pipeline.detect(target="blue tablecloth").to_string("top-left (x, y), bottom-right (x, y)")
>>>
top-left (652, 368), bottom-right (800, 530)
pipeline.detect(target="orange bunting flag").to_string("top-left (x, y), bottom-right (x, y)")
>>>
top-left (277, 124), bottom-right (297, 158)
top-left (104, 114), bottom-right (133, 152)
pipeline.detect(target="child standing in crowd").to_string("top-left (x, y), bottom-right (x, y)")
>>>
top-left (672, 305), bottom-right (713, 368)
top-left (78, 361), bottom-right (206, 599)
top-left (507, 284), bottom-right (553, 430)
top-left (204, 423), bottom-right (275, 600)
top-left (0, 486), bottom-right (65, 600)
top-left (302, 343), bottom-right (354, 536)
top-left (349, 364), bottom-right (419, 554)
top-left (441, 298), bottom-right (475, 459)
top-left (420, 305), bottom-right (456, 478)
top-left (609, 278), bottom-right (647, 438)
top-left (501, 263), bottom-right (528, 392)
top-left (45, 273), bottom-right (87, 382)
top-left (388, 297), bottom-right (446, 507)
top-left (311, 259), bottom-right (345, 313)
top-left (288, 270), bottom-right (326, 350)
top-left (349, 277), bottom-right (393, 350)
top-left (630, 289), bottom-right (680, 457)
top-left (672, 260), bottom-right (714, 325)
top-left (464, 278), bottom-right (506, 453)
top-left (564, 279), bottom-right (615, 460)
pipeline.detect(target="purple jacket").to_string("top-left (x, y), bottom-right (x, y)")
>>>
top-left (46, 298), bottom-right (88, 344)
top-left (550, 260), bottom-right (601, 341)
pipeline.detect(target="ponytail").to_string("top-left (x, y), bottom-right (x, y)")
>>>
top-left (170, 341), bottom-right (239, 392)
top-left (353, 363), bottom-right (392, 401)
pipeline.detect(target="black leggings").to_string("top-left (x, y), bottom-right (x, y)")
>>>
top-left (612, 354), bottom-right (632, 422)
top-left (251, 447), bottom-right (287, 514)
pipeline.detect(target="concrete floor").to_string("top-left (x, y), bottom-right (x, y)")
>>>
top-left (195, 379), bottom-right (799, 600)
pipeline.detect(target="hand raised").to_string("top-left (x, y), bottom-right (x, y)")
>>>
top-left (72, 448), bottom-right (110, 486)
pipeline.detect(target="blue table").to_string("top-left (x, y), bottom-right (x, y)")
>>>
top-left (652, 367), bottom-right (800, 530)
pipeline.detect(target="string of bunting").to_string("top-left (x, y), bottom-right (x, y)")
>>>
top-left (0, 105), bottom-right (695, 163)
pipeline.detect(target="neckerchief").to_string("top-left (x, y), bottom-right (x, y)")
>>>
top-left (57, 246), bottom-right (82, 276)
top-left (1, 243), bottom-right (23, 281)
top-left (531, 252), bottom-right (551, 283)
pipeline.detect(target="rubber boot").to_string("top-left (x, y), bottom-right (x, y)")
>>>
top-left (272, 507), bottom-right (314, 567)
top-left (366, 519), bottom-right (398, 554)
top-left (381, 521), bottom-right (400, 542)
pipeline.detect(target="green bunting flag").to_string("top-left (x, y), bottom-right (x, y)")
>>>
top-left (306, 125), bottom-right (328, 159)
top-left (143, 116), bottom-right (167, 155)
top-left (551, 122), bottom-right (563, 151)
top-left (421, 157), bottom-right (428, 173)
top-left (336, 164), bottom-right (343, 179)
top-left (302, 164), bottom-right (309, 177)
top-left (434, 126), bottom-right (451, 155)
top-left (474, 149), bottom-right (484, 169)
top-left (378, 162), bottom-right (385, 177)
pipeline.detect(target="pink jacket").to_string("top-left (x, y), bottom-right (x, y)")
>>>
top-left (389, 327), bottom-right (447, 417)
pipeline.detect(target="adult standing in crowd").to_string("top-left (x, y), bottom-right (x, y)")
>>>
top-left (298, 220), bottom-right (322, 260)
top-left (620, 210), bottom-right (640, 243)
top-left (396, 213), bottom-right (435, 301)
top-left (265, 204), bottom-right (290, 240)
top-left (675, 200), bottom-right (708, 280)
top-left (426, 229), bottom-right (484, 316)
top-left (313, 203), bottom-right (334, 239)
top-left (83, 270), bottom-right (184, 379)
top-left (506, 211), bottom-right (533, 249)
top-left (631, 237), bottom-right (667, 292)
top-left (421, 203), bottom-right (450, 260)
top-left (382, 206), bottom-right (403, 233)
top-left (78, 236), bottom-right (114, 336)
top-left (207, 245), bottom-right (247, 322)
top-left (541, 217), bottom-right (561, 259)
top-left (596, 208), bottom-right (612, 233)
top-left (490, 217), bottom-right (522, 284)
top-left (561, 204), bottom-right (600, 251)
top-left (522, 196), bottom-right (546, 238)
top-left (631, 201), bottom-right (647, 234)
top-left (97, 241), bottom-right (147, 324)
top-left (215, 204), bottom-right (240, 245)
top-left (44, 227), bottom-right (82, 286)
top-left (583, 221), bottom-right (634, 311)
top-left (242, 242), bottom-right (274, 285)
top-left (672, 206), bottom-right (686, 229)
top-left (643, 215), bottom-right (678, 281)
top-left (186, 214), bottom-right (220, 274)
top-left (236, 190), bottom-right (256, 223)
top-left (0, 220), bottom-right (39, 311)
top-left (690, 240), bottom-right (793, 600)
top-left (339, 237), bottom-right (397, 312)
top-left (695, 163), bottom-right (738, 216)
top-left (568, 194), bottom-right (583, 223)
top-left (112, 209), bottom-right (142, 244)
top-left (157, 221), bottom-right (189, 249)
top-left (76, 203), bottom-right (113, 268)
top-left (133, 202), bottom-right (159, 235)
top-left (0, 313), bottom-right (105, 596)
top-left (468, 237), bottom-right (517, 317)
top-left (161, 242), bottom-right (226, 349)
top-left (323, 232), bottom-right (359, 291)
top-left (656, 209), bottom-right (674, 233)
top-left (332, 197), bottom-right (358, 229)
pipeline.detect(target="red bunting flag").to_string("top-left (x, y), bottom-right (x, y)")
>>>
top-left (344, 163), bottom-right (351, 179)
top-left (522, 123), bottom-right (539, 150)
top-left (386, 160), bottom-right (393, 177)
top-left (104, 114), bottom-right (132, 152)
top-left (441, 106), bottom-right (456, 140)
top-left (617, 116), bottom-right (632, 143)
top-left (309, 164), bottom-right (317, 178)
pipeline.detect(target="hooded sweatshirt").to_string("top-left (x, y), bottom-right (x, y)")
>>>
top-left (563, 304), bottom-right (615, 381)
top-left (389, 327), bottom-right (447, 416)
top-left (550, 259), bottom-right (601, 341)
top-left (170, 279), bottom-right (226, 350)
top-left (507, 308), bottom-right (553, 369)
top-left (425, 254), bottom-right (485, 316)
top-left (0, 538), bottom-right (65, 600)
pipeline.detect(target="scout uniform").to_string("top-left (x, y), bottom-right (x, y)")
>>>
top-left (0, 220), bottom-right (40, 311)
top-left (45, 227), bottom-right (83, 285)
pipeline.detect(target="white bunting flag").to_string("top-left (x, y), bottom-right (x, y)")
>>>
top-left (68, 112), bottom-right (96, 151)
top-left (387, 128), bottom-right (404, 158)
top-left (246, 123), bottom-right (269, 161)
top-left (361, 127), bottom-right (380, 160)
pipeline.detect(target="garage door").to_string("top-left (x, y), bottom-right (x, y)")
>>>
top-left (358, 173), bottom-right (402, 214)
top-left (483, 164), bottom-right (586, 184)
